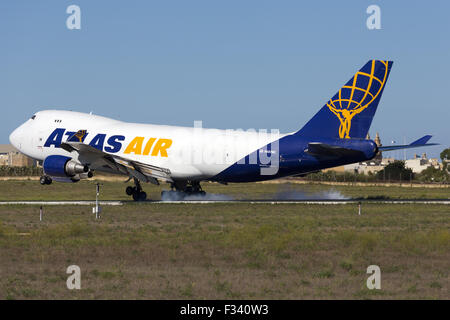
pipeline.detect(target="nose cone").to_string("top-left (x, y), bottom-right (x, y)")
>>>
top-left (9, 126), bottom-right (22, 150)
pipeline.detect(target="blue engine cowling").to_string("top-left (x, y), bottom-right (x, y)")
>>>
top-left (43, 155), bottom-right (89, 179)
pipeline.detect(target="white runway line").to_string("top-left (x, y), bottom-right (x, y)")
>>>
top-left (0, 201), bottom-right (123, 206)
top-left (157, 201), bottom-right (352, 204)
top-left (0, 200), bottom-right (448, 205)
top-left (154, 200), bottom-right (450, 204)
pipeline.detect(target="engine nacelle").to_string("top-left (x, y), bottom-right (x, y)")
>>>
top-left (43, 155), bottom-right (89, 178)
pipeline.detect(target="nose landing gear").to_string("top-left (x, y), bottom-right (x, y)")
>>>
top-left (125, 178), bottom-right (147, 201)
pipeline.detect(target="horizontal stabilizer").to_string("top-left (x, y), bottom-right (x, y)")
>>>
top-left (306, 142), bottom-right (363, 158)
top-left (410, 135), bottom-right (432, 146)
top-left (379, 135), bottom-right (438, 152)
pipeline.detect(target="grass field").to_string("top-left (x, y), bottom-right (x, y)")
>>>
top-left (0, 179), bottom-right (449, 201)
top-left (0, 180), bottom-right (448, 299)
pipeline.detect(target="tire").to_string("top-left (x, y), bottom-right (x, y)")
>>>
top-left (126, 186), bottom-right (134, 196)
top-left (132, 192), bottom-right (140, 201)
top-left (139, 191), bottom-right (147, 201)
top-left (40, 176), bottom-right (47, 185)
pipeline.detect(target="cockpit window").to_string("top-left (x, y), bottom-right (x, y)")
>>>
top-left (31, 115), bottom-right (36, 120)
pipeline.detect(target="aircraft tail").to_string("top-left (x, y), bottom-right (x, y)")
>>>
top-left (296, 60), bottom-right (393, 139)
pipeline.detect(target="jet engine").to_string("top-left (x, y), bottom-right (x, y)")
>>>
top-left (42, 155), bottom-right (91, 183)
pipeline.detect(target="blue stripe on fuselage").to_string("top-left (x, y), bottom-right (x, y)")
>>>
top-left (210, 134), bottom-right (377, 183)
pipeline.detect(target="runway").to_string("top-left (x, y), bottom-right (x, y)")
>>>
top-left (155, 199), bottom-right (450, 204)
top-left (0, 201), bottom-right (123, 206)
top-left (0, 199), bottom-right (449, 205)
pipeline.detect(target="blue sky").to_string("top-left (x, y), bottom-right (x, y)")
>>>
top-left (1, 1), bottom-right (449, 159)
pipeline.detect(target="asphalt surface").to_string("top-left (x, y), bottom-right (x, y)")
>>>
top-left (0, 199), bottom-right (449, 205)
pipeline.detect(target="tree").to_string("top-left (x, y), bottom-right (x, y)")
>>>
top-left (376, 161), bottom-right (413, 181)
top-left (440, 148), bottom-right (450, 172)
top-left (417, 166), bottom-right (449, 183)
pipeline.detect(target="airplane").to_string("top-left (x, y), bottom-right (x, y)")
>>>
top-left (9, 60), bottom-right (438, 201)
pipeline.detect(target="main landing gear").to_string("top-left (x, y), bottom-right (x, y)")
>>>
top-left (125, 178), bottom-right (147, 201)
top-left (40, 175), bottom-right (52, 185)
top-left (161, 181), bottom-right (206, 200)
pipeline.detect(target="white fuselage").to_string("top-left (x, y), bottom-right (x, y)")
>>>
top-left (9, 110), bottom-right (287, 181)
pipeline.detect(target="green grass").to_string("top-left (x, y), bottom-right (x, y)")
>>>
top-left (0, 201), bottom-right (448, 299)
top-left (0, 179), bottom-right (449, 201)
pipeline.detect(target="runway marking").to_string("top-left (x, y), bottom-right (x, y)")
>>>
top-left (152, 200), bottom-right (450, 205)
top-left (0, 200), bottom-right (449, 205)
top-left (0, 201), bottom-right (123, 206)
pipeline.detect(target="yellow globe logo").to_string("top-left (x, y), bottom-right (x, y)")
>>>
top-left (327, 60), bottom-right (389, 139)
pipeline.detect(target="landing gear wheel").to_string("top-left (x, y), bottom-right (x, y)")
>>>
top-left (40, 176), bottom-right (52, 185)
top-left (162, 181), bottom-right (206, 200)
top-left (132, 191), bottom-right (147, 201)
top-left (127, 178), bottom-right (148, 201)
top-left (126, 186), bottom-right (135, 196)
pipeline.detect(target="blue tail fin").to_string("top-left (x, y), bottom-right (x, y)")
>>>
top-left (296, 60), bottom-right (393, 139)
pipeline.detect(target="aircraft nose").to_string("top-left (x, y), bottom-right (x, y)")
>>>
top-left (9, 126), bottom-right (22, 150)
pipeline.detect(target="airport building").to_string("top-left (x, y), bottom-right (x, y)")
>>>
top-left (404, 153), bottom-right (440, 173)
top-left (0, 144), bottom-right (36, 167)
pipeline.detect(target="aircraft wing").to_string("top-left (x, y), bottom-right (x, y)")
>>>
top-left (60, 141), bottom-right (173, 184)
top-left (378, 135), bottom-right (439, 152)
top-left (305, 142), bottom-right (364, 158)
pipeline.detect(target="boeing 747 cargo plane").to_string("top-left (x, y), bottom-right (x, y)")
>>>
top-left (9, 60), bottom-right (437, 200)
